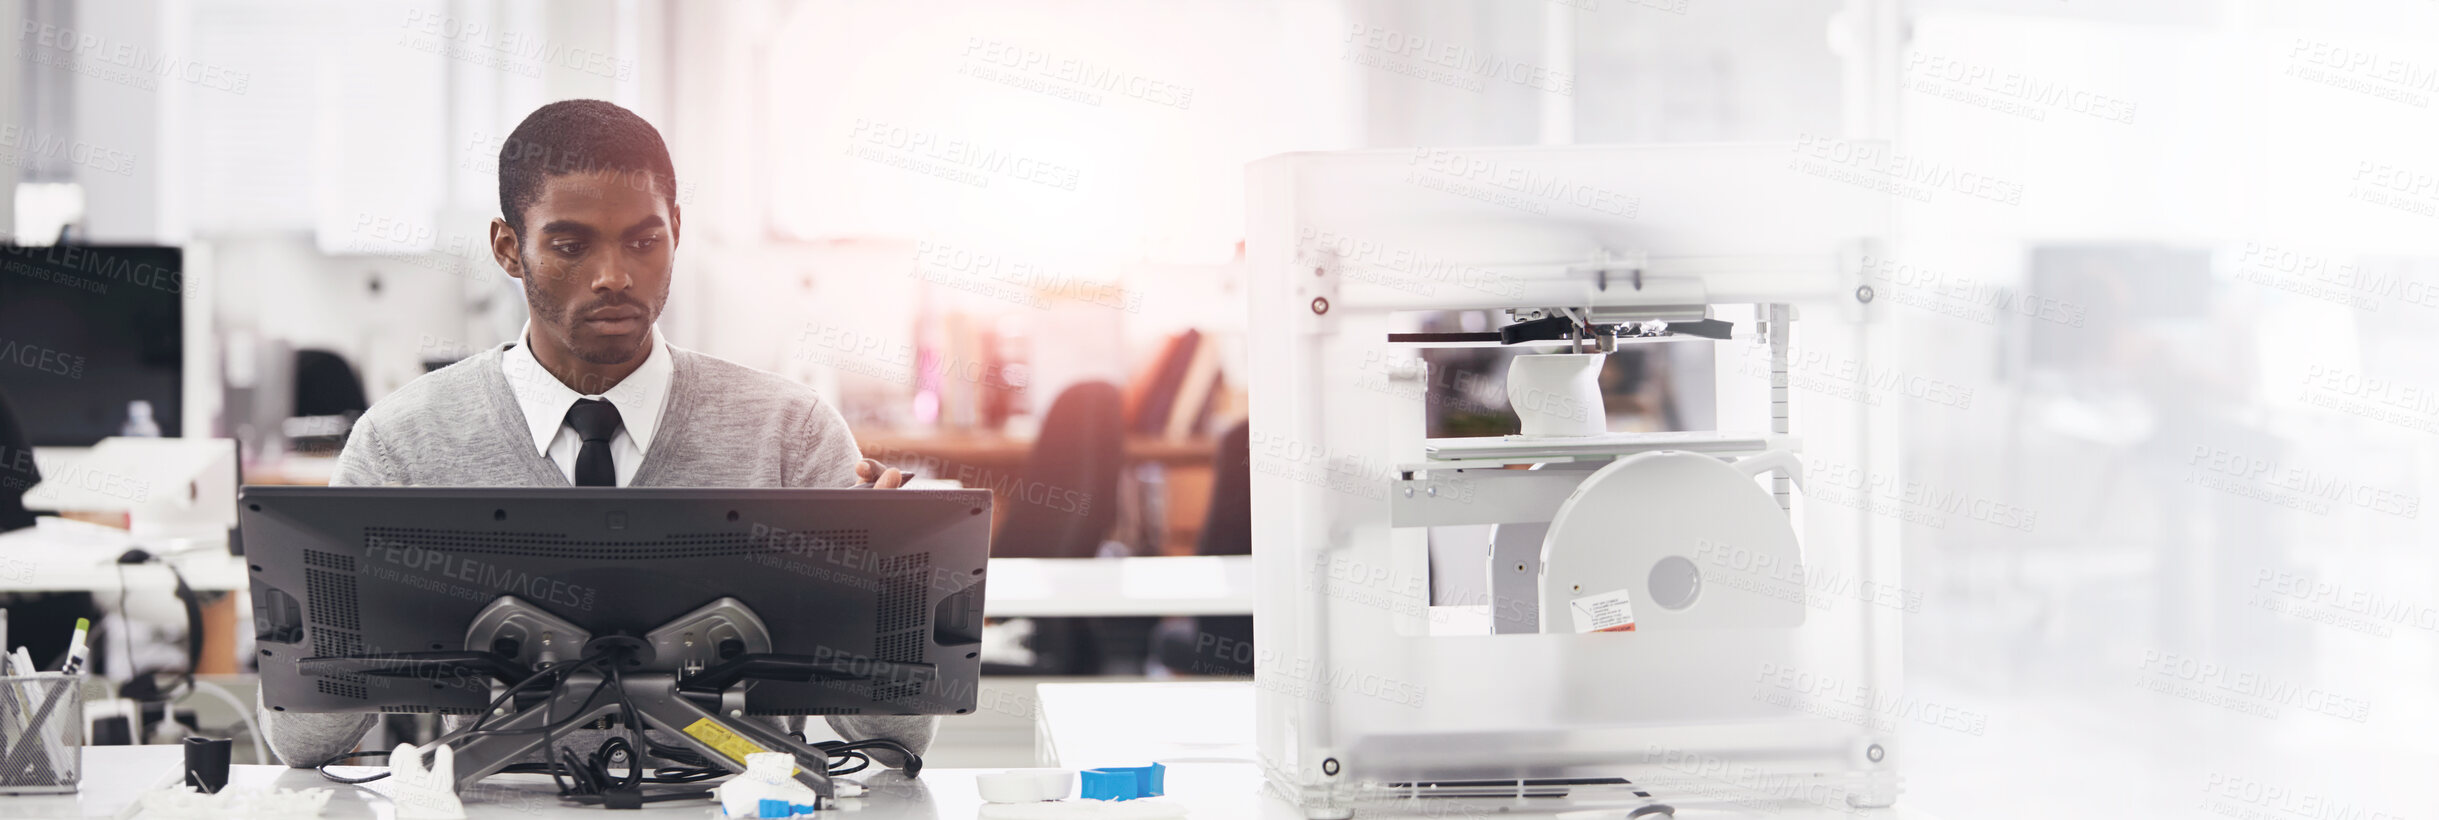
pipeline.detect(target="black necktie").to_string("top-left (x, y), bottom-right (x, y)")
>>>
top-left (564, 398), bottom-right (623, 487)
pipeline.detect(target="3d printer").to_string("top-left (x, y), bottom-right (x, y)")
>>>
top-left (1247, 143), bottom-right (1900, 818)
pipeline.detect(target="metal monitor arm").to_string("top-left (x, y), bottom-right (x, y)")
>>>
top-left (311, 596), bottom-right (934, 801)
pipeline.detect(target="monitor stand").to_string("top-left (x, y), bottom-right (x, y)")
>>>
top-left (305, 597), bottom-right (935, 803)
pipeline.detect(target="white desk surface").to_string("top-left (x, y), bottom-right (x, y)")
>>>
top-left (0, 744), bottom-right (185, 819)
top-left (1034, 681), bottom-right (1256, 767)
top-left (26, 737), bottom-right (1943, 819)
top-left (1029, 681), bottom-right (1946, 820)
top-left (16, 744), bottom-right (1277, 819)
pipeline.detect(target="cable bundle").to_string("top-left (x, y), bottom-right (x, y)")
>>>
top-left (314, 650), bottom-right (922, 810)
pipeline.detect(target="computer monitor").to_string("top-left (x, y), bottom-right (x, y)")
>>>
top-left (0, 244), bottom-right (185, 445)
top-left (241, 486), bottom-right (991, 720)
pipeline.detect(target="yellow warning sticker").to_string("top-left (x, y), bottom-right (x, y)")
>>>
top-left (681, 717), bottom-right (771, 764)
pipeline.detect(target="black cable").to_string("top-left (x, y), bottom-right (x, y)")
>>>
top-left (538, 650), bottom-right (578, 796)
top-left (315, 652), bottom-right (611, 785)
top-left (313, 647), bottom-right (927, 804)
top-left (445, 681), bottom-right (615, 742)
top-left (814, 737), bottom-right (923, 778)
top-left (161, 560), bottom-right (201, 693)
top-left (823, 753), bottom-right (869, 777)
top-left (460, 653), bottom-right (613, 737)
top-left (527, 731), bottom-right (909, 806)
top-left (591, 663), bottom-right (718, 776)
top-left (609, 663), bottom-right (646, 788)
top-left (596, 735), bottom-right (641, 791)
top-left (531, 660), bottom-right (723, 806)
top-left (314, 684), bottom-right (612, 784)
top-left (313, 750), bottom-right (398, 785)
top-left (105, 551), bottom-right (201, 693)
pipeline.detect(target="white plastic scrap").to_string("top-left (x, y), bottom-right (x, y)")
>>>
top-left (386, 742), bottom-right (466, 820)
top-left (712, 751), bottom-right (823, 817)
top-left (136, 785), bottom-right (334, 819)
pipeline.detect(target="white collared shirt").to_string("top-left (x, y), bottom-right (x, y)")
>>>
top-left (499, 322), bottom-right (672, 487)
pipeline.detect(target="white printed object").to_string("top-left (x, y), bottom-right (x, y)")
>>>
top-left (135, 785), bottom-right (333, 820)
top-left (386, 743), bottom-right (465, 820)
top-left (1507, 353), bottom-right (1608, 437)
top-left (713, 752), bottom-right (823, 817)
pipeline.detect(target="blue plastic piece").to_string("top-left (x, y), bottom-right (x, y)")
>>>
top-left (1142, 762), bottom-right (1165, 796)
top-left (759, 798), bottom-right (790, 818)
top-left (793, 803), bottom-right (817, 815)
top-left (1079, 769), bottom-right (1131, 800)
top-left (1079, 763), bottom-right (1167, 801)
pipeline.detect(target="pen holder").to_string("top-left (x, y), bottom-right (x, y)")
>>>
top-left (0, 673), bottom-right (83, 793)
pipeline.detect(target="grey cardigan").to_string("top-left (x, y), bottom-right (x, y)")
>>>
top-left (256, 341), bottom-right (936, 768)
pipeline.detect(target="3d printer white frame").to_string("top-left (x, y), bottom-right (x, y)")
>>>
top-left (1246, 142), bottom-right (1902, 818)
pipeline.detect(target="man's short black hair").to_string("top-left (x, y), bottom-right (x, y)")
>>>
top-left (496, 99), bottom-right (677, 235)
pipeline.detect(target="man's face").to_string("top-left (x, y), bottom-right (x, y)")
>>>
top-left (495, 168), bottom-right (678, 366)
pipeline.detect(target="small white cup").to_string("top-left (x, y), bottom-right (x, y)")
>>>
top-left (1507, 353), bottom-right (1607, 437)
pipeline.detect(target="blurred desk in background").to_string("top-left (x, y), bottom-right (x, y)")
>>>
top-left (241, 455), bottom-right (338, 486)
top-left (0, 527), bottom-right (247, 593)
top-left (855, 432), bottom-right (1216, 467)
top-left (857, 432), bottom-right (1219, 555)
top-left (243, 436), bottom-right (1225, 554)
top-left (984, 555), bottom-right (1252, 617)
top-left (0, 525), bottom-right (251, 674)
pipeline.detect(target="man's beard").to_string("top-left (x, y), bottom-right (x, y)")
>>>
top-left (565, 327), bottom-right (651, 365)
top-left (526, 271), bottom-right (661, 365)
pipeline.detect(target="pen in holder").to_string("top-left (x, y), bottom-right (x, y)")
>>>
top-left (0, 672), bottom-right (84, 793)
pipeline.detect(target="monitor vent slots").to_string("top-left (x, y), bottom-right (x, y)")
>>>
top-left (876, 632), bottom-right (922, 666)
top-left (311, 627), bottom-right (369, 700)
top-left (302, 550), bottom-right (356, 571)
top-left (873, 553), bottom-right (930, 702)
top-left (303, 566), bottom-right (369, 700)
top-left (756, 707), bottom-right (863, 716)
top-left (360, 527), bottom-right (870, 560)
top-left (316, 679), bottom-right (367, 701)
top-left (303, 568), bottom-right (360, 632)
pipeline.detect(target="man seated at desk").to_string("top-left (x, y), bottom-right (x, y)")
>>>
top-left (258, 99), bottom-right (922, 768)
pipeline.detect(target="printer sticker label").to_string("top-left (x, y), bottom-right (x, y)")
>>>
top-left (1568, 588), bottom-right (1637, 632)
top-left (682, 717), bottom-right (772, 764)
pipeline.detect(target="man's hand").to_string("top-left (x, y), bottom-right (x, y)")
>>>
top-left (855, 458), bottom-right (908, 489)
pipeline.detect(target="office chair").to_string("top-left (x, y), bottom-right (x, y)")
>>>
top-left (992, 380), bottom-right (1124, 558)
top-left (0, 389), bottom-right (39, 532)
top-left (1153, 420), bottom-right (1252, 675)
top-left (290, 349), bottom-right (369, 455)
top-left (982, 381), bottom-right (1127, 675)
top-left (292, 349), bottom-right (369, 418)
top-left (0, 388), bottom-right (100, 668)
